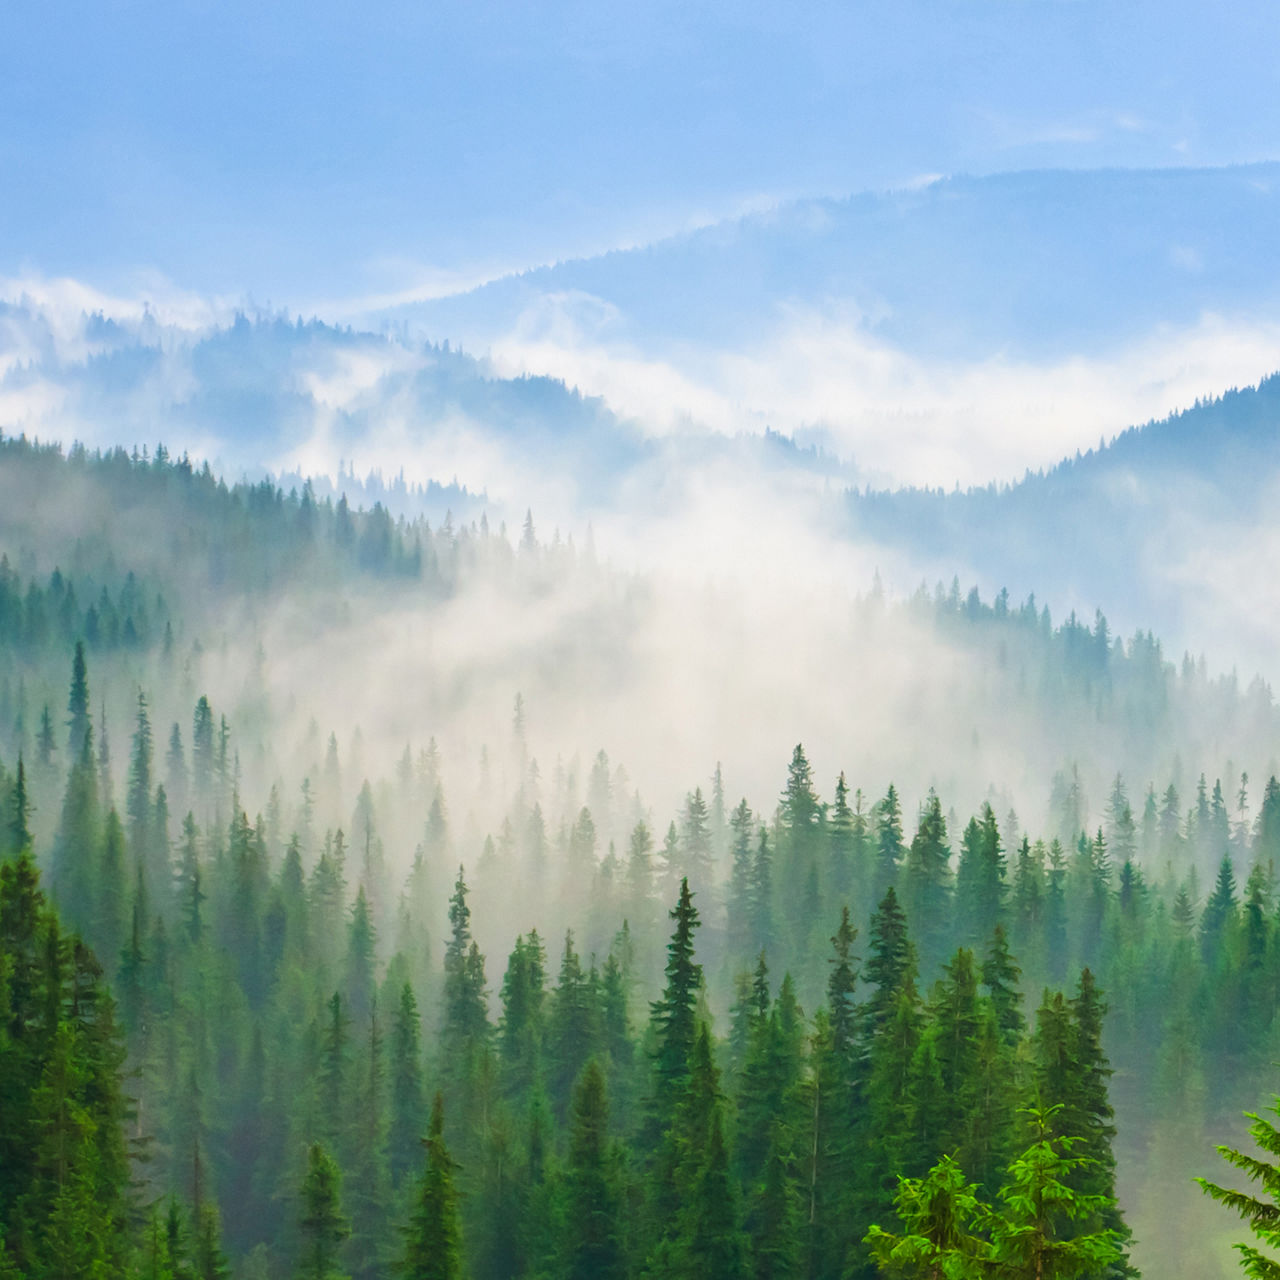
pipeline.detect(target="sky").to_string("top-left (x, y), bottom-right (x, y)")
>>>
top-left (4, 0), bottom-right (1280, 310)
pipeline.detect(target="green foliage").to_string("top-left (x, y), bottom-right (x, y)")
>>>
top-left (564, 1060), bottom-right (625, 1280)
top-left (866, 1108), bottom-right (1125, 1280)
top-left (298, 1143), bottom-right (350, 1280)
top-left (1199, 1099), bottom-right (1280, 1279)
top-left (402, 1093), bottom-right (463, 1280)
top-left (864, 1154), bottom-right (989, 1279)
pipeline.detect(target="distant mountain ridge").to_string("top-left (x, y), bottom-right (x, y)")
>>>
top-left (388, 162), bottom-right (1280, 361)
top-left (5, 287), bottom-right (1280, 673)
top-left (852, 374), bottom-right (1280, 669)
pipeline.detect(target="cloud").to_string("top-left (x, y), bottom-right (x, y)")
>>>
top-left (0, 272), bottom-right (230, 357)
top-left (484, 302), bottom-right (1280, 488)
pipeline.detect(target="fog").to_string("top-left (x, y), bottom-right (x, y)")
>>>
top-left (6, 289), bottom-right (1280, 1279)
top-left (4, 289), bottom-right (1280, 845)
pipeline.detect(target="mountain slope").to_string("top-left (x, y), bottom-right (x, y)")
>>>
top-left (390, 163), bottom-right (1280, 361)
top-left (852, 375), bottom-right (1280, 669)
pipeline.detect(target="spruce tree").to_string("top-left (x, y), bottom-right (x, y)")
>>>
top-left (955, 804), bottom-right (1005, 946)
top-left (66, 639), bottom-right (90, 759)
top-left (987, 1107), bottom-right (1125, 1280)
top-left (403, 1093), bottom-right (463, 1280)
top-left (1200, 1094), bottom-right (1280, 1279)
top-left (564, 1059), bottom-right (625, 1280)
top-left (901, 791), bottom-right (951, 968)
top-left (390, 982), bottom-right (426, 1188)
top-left (875, 784), bottom-right (905, 899)
top-left (650, 878), bottom-right (702, 1112)
top-left (298, 1142), bottom-right (351, 1280)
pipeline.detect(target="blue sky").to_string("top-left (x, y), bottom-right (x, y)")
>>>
top-left (4, 0), bottom-right (1280, 307)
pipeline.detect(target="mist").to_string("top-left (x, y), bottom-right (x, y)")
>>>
top-left (2, 288), bottom-right (1279, 1280)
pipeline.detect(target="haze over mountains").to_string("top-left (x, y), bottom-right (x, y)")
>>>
top-left (10, 6), bottom-right (1280, 1277)
top-left (392, 164), bottom-right (1280, 360)
top-left (377, 163), bottom-right (1280, 486)
top-left (6, 161), bottom-right (1280, 677)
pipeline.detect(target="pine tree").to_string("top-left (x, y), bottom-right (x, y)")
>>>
top-left (671, 1027), bottom-right (747, 1280)
top-left (548, 930), bottom-right (599, 1116)
top-left (35, 704), bottom-right (55, 768)
top-left (987, 1107), bottom-right (1125, 1280)
top-left (298, 1142), bottom-right (351, 1280)
top-left (403, 1093), bottom-right (463, 1280)
top-left (728, 800), bottom-right (756, 957)
top-left (751, 826), bottom-right (775, 957)
top-left (8, 757), bottom-right (31, 854)
top-left (191, 1202), bottom-right (231, 1280)
top-left (682, 787), bottom-right (714, 888)
top-left (864, 1153), bottom-right (988, 1280)
top-left (982, 925), bottom-right (1025, 1041)
top-left (875, 784), bottom-right (905, 898)
top-left (50, 724), bottom-right (99, 930)
top-left (443, 867), bottom-right (489, 1058)
top-left (955, 803), bottom-right (1005, 946)
top-left (564, 1059), bottom-right (625, 1280)
top-left (390, 982), bottom-right (426, 1188)
top-left (829, 772), bottom-right (856, 900)
top-left (827, 906), bottom-right (859, 1063)
top-left (344, 888), bottom-right (377, 1029)
top-left (747, 1122), bottom-right (802, 1280)
top-left (650, 878), bottom-right (703, 1113)
top-left (1199, 1095), bottom-right (1280, 1279)
top-left (319, 992), bottom-right (350, 1154)
top-left (498, 931), bottom-right (546, 1101)
top-left (865, 1108), bottom-right (1125, 1280)
top-left (66, 639), bottom-right (91, 759)
top-left (128, 689), bottom-right (155, 887)
top-left (1200, 854), bottom-right (1238, 968)
top-left (625, 819), bottom-right (656, 932)
top-left (901, 791), bottom-right (951, 967)
top-left (862, 887), bottom-right (915, 1042)
top-left (1069, 969), bottom-right (1132, 1273)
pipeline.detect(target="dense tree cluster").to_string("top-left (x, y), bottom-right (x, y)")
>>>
top-left (4, 440), bottom-right (1280, 1277)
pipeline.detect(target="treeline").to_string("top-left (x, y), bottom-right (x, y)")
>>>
top-left (15, 648), bottom-right (1280, 1275)
top-left (1, 824), bottom-right (1131, 1280)
top-left (0, 432), bottom-right (585, 606)
top-left (0, 558), bottom-right (168, 655)
top-left (3, 435), bottom-right (1279, 832)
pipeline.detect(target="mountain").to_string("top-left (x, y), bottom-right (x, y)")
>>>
top-left (0, 299), bottom-right (860, 523)
top-left (0, 302), bottom-right (654, 510)
top-left (386, 162), bottom-right (1280, 362)
top-left (6, 287), bottom-right (1280, 677)
top-left (851, 375), bottom-right (1280, 672)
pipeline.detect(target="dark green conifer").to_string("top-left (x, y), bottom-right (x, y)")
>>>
top-left (298, 1142), bottom-right (351, 1280)
top-left (402, 1093), bottom-right (463, 1280)
top-left (565, 1060), bottom-right (625, 1280)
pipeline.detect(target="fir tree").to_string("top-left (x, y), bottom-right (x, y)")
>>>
top-left (66, 639), bottom-right (91, 759)
top-left (564, 1060), bottom-right (625, 1280)
top-left (390, 982), bottom-right (426, 1188)
top-left (403, 1093), bottom-right (463, 1280)
top-left (298, 1142), bottom-right (351, 1280)
top-left (650, 878), bottom-right (703, 1112)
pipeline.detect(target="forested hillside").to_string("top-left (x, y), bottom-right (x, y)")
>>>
top-left (0, 439), bottom-right (1277, 1275)
top-left (850, 374), bottom-right (1280, 671)
top-left (11, 293), bottom-right (1280, 683)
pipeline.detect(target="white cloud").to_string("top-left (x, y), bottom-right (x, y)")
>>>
top-left (485, 303), bottom-right (1280, 488)
top-left (0, 272), bottom-right (230, 358)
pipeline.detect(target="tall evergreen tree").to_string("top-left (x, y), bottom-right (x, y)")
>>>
top-left (297, 1142), bottom-right (351, 1280)
top-left (66, 639), bottom-right (91, 759)
top-left (564, 1060), bottom-right (625, 1280)
top-left (390, 982), bottom-right (426, 1188)
top-left (403, 1093), bottom-right (463, 1280)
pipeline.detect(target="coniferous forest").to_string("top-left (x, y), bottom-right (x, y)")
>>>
top-left (2, 435), bottom-right (1280, 1277)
